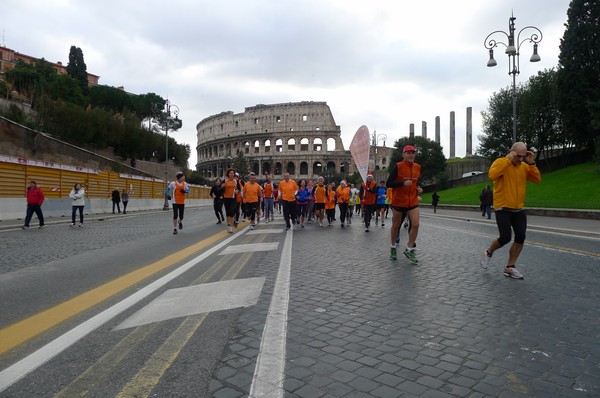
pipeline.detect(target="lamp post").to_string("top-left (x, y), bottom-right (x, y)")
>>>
top-left (152, 100), bottom-right (180, 210)
top-left (372, 130), bottom-right (387, 172)
top-left (484, 13), bottom-right (542, 143)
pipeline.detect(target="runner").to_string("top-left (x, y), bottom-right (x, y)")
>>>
top-left (306, 179), bottom-right (315, 223)
top-left (325, 182), bottom-right (337, 226)
top-left (347, 183), bottom-right (357, 225)
top-left (209, 178), bottom-right (225, 224)
top-left (311, 176), bottom-right (328, 227)
top-left (278, 172), bottom-right (299, 231)
top-left (386, 145), bottom-right (422, 262)
top-left (233, 173), bottom-right (243, 227)
top-left (375, 180), bottom-right (387, 227)
top-left (336, 179), bottom-right (351, 228)
top-left (242, 172), bottom-right (262, 230)
top-left (360, 174), bottom-right (377, 232)
top-left (262, 173), bottom-right (276, 223)
top-left (222, 168), bottom-right (240, 233)
top-left (295, 180), bottom-right (311, 228)
top-left (168, 172), bottom-right (189, 235)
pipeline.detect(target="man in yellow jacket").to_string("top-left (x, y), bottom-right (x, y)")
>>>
top-left (480, 142), bottom-right (541, 279)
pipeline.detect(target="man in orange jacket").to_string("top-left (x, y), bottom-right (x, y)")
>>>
top-left (386, 145), bottom-right (422, 262)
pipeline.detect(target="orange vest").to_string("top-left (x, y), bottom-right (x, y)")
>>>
top-left (313, 184), bottom-right (327, 203)
top-left (361, 181), bottom-right (377, 205)
top-left (391, 160), bottom-right (421, 208)
top-left (336, 186), bottom-right (350, 204)
top-left (171, 181), bottom-right (187, 204)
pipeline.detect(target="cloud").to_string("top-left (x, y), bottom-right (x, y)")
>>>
top-left (1, 0), bottom-right (571, 168)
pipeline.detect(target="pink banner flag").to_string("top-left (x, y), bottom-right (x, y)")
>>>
top-left (349, 125), bottom-right (370, 182)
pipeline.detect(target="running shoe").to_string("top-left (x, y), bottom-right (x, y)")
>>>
top-left (70, 223), bottom-right (75, 228)
top-left (365, 226), bottom-right (369, 232)
top-left (21, 226), bottom-right (28, 230)
top-left (403, 249), bottom-right (418, 263)
top-left (503, 266), bottom-right (524, 279)
top-left (173, 229), bottom-right (178, 235)
top-left (250, 224), bottom-right (254, 230)
top-left (381, 222), bottom-right (385, 227)
top-left (79, 223), bottom-right (83, 228)
top-left (480, 250), bottom-right (491, 269)
top-left (178, 221), bottom-right (183, 230)
top-left (319, 222), bottom-right (323, 227)
top-left (390, 247), bottom-right (397, 260)
top-left (341, 223), bottom-right (345, 228)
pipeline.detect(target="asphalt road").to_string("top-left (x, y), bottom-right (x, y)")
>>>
top-left (0, 206), bottom-right (599, 397)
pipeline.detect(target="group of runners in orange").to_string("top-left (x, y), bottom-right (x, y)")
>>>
top-left (207, 144), bottom-right (423, 262)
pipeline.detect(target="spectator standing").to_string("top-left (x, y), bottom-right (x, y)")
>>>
top-left (22, 181), bottom-right (45, 230)
top-left (432, 192), bottom-right (440, 214)
top-left (69, 183), bottom-right (85, 227)
top-left (111, 187), bottom-right (121, 214)
top-left (481, 185), bottom-right (493, 219)
top-left (122, 189), bottom-right (129, 214)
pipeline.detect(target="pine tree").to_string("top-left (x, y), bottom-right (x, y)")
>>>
top-left (66, 46), bottom-right (89, 94)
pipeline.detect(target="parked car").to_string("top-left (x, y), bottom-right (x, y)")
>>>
top-left (462, 171), bottom-right (484, 178)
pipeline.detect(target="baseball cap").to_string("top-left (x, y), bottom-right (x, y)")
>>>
top-left (403, 145), bottom-right (416, 153)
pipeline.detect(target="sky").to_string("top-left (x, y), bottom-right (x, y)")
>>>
top-left (2, 0), bottom-right (571, 168)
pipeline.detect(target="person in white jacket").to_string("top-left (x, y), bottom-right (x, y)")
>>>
top-left (69, 183), bottom-right (85, 227)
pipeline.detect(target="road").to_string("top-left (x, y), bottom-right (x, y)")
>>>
top-left (0, 206), bottom-right (599, 397)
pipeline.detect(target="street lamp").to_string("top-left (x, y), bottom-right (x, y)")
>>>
top-left (484, 13), bottom-right (542, 143)
top-left (372, 130), bottom-right (387, 171)
top-left (152, 100), bottom-right (180, 210)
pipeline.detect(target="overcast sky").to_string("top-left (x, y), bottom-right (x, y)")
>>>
top-left (2, 0), bottom-right (571, 167)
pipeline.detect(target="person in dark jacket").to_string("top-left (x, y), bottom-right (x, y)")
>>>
top-left (111, 187), bottom-right (121, 214)
top-left (22, 181), bottom-right (45, 229)
top-left (481, 185), bottom-right (493, 219)
top-left (210, 178), bottom-right (225, 224)
top-left (432, 192), bottom-right (440, 213)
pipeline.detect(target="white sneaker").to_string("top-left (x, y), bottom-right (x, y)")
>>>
top-left (480, 250), bottom-right (491, 269)
top-left (504, 266), bottom-right (524, 279)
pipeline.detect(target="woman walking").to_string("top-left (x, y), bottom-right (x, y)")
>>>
top-left (69, 183), bottom-right (85, 227)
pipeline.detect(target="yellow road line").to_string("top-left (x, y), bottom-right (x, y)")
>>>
top-left (428, 223), bottom-right (600, 257)
top-left (53, 254), bottom-right (232, 398)
top-left (0, 231), bottom-right (229, 355)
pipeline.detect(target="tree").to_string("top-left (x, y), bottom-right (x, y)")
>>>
top-left (557, 0), bottom-right (600, 150)
top-left (388, 136), bottom-right (446, 184)
top-left (66, 46), bottom-right (88, 94)
top-left (478, 86), bottom-right (522, 160)
top-left (232, 151), bottom-right (249, 177)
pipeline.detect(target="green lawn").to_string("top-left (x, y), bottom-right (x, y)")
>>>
top-left (420, 162), bottom-right (600, 209)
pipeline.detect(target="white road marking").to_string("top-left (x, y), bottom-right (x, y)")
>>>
top-left (0, 232), bottom-right (241, 393)
top-left (113, 277), bottom-right (265, 330)
top-left (219, 242), bottom-right (279, 255)
top-left (247, 229), bottom-right (286, 235)
top-left (249, 227), bottom-right (293, 397)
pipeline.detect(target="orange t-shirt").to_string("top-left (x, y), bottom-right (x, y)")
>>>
top-left (223, 178), bottom-right (237, 198)
top-left (170, 180), bottom-right (188, 205)
top-left (244, 182), bottom-right (262, 203)
top-left (278, 179), bottom-right (298, 202)
top-left (263, 182), bottom-right (275, 198)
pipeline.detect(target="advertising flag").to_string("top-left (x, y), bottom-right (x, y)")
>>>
top-left (349, 125), bottom-right (370, 182)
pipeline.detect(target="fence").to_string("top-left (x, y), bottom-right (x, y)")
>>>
top-left (0, 158), bottom-right (210, 200)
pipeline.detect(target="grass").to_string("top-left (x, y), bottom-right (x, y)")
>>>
top-left (420, 162), bottom-right (600, 210)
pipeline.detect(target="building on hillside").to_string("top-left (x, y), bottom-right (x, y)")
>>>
top-left (195, 101), bottom-right (357, 181)
top-left (0, 45), bottom-right (100, 86)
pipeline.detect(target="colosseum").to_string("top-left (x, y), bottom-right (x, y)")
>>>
top-left (196, 101), bottom-right (356, 180)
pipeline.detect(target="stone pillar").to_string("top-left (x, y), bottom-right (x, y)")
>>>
top-left (450, 111), bottom-right (456, 159)
top-left (422, 121), bottom-right (427, 139)
top-left (466, 106), bottom-right (472, 156)
top-left (409, 123), bottom-right (415, 140)
top-left (435, 116), bottom-right (441, 144)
